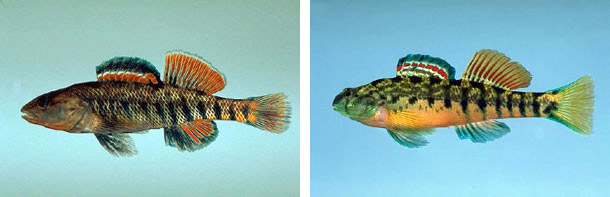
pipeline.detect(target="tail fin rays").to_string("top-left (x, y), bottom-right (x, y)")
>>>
top-left (549, 76), bottom-right (594, 135)
top-left (247, 93), bottom-right (291, 133)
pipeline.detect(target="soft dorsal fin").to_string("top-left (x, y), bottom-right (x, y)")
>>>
top-left (396, 54), bottom-right (456, 80)
top-left (164, 50), bottom-right (226, 94)
top-left (462, 49), bottom-right (532, 90)
top-left (96, 57), bottom-right (161, 85)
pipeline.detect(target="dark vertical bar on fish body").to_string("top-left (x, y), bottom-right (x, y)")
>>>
top-left (154, 102), bottom-right (165, 125)
top-left (167, 102), bottom-right (178, 125)
top-left (518, 101), bottom-right (527, 117)
top-left (228, 101), bottom-right (236, 121)
top-left (532, 100), bottom-right (541, 117)
top-left (197, 101), bottom-right (207, 118)
top-left (459, 80), bottom-right (470, 117)
top-left (473, 82), bottom-right (487, 120)
top-left (242, 102), bottom-right (250, 123)
top-left (120, 100), bottom-right (131, 118)
top-left (506, 91), bottom-right (513, 117)
top-left (213, 101), bottom-right (222, 120)
top-left (180, 96), bottom-right (193, 122)
top-left (532, 92), bottom-right (548, 117)
top-left (495, 95), bottom-right (503, 119)
top-left (139, 102), bottom-right (150, 119)
top-left (109, 100), bottom-right (118, 122)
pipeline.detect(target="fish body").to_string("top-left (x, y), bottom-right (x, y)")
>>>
top-left (22, 50), bottom-right (290, 156)
top-left (43, 81), bottom-right (266, 134)
top-left (333, 49), bottom-right (593, 147)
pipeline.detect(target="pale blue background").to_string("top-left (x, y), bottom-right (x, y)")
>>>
top-left (0, 0), bottom-right (299, 196)
top-left (312, 0), bottom-right (610, 196)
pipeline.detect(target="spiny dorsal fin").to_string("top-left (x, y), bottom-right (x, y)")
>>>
top-left (164, 50), bottom-right (226, 94)
top-left (455, 120), bottom-right (510, 143)
top-left (96, 57), bottom-right (161, 85)
top-left (164, 119), bottom-right (218, 152)
top-left (462, 49), bottom-right (531, 90)
top-left (396, 54), bottom-right (455, 80)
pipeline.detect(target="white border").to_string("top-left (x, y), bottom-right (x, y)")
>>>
top-left (299, 0), bottom-right (311, 196)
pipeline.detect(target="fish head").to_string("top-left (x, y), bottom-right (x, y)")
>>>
top-left (332, 87), bottom-right (379, 121)
top-left (21, 88), bottom-right (90, 132)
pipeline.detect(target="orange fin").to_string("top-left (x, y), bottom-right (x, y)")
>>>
top-left (462, 49), bottom-right (531, 90)
top-left (164, 120), bottom-right (218, 152)
top-left (164, 50), bottom-right (226, 94)
top-left (384, 109), bottom-right (429, 131)
top-left (96, 57), bottom-right (161, 85)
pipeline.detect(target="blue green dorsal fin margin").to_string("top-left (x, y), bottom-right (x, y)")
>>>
top-left (96, 57), bottom-right (162, 85)
top-left (396, 54), bottom-right (456, 80)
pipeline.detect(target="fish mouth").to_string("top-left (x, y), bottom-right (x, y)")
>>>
top-left (21, 108), bottom-right (40, 124)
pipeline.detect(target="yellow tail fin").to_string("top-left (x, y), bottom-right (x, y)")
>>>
top-left (548, 76), bottom-right (594, 135)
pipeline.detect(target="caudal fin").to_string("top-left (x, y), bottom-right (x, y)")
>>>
top-left (247, 93), bottom-right (291, 133)
top-left (548, 76), bottom-right (594, 135)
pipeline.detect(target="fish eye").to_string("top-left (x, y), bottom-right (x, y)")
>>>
top-left (36, 96), bottom-right (49, 107)
top-left (344, 89), bottom-right (352, 97)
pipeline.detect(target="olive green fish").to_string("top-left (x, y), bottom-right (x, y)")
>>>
top-left (333, 49), bottom-right (593, 147)
top-left (21, 50), bottom-right (290, 156)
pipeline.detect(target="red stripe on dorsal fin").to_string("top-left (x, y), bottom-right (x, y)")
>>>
top-left (164, 50), bottom-right (226, 94)
top-left (96, 57), bottom-right (161, 85)
top-left (396, 54), bottom-right (456, 80)
top-left (462, 49), bottom-right (531, 90)
top-left (164, 120), bottom-right (218, 152)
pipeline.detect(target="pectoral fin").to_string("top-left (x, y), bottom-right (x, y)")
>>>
top-left (455, 120), bottom-right (510, 143)
top-left (94, 133), bottom-right (137, 157)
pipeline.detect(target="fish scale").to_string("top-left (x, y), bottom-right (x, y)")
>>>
top-left (74, 81), bottom-right (253, 132)
top-left (333, 49), bottom-right (593, 148)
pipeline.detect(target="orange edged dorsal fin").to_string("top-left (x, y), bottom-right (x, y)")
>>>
top-left (164, 50), bottom-right (226, 94)
top-left (96, 57), bottom-right (161, 85)
top-left (462, 49), bottom-right (532, 90)
top-left (164, 119), bottom-right (218, 152)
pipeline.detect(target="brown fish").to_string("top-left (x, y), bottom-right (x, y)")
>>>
top-left (21, 50), bottom-right (291, 156)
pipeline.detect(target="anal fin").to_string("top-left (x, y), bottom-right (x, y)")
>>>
top-left (164, 120), bottom-right (218, 152)
top-left (94, 133), bottom-right (137, 157)
top-left (387, 129), bottom-right (434, 148)
top-left (455, 120), bottom-right (510, 143)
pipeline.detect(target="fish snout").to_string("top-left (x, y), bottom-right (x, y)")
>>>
top-left (333, 88), bottom-right (354, 112)
top-left (21, 101), bottom-right (41, 124)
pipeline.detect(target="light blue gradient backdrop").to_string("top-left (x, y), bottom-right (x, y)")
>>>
top-left (312, 1), bottom-right (610, 196)
top-left (0, 0), bottom-right (299, 196)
